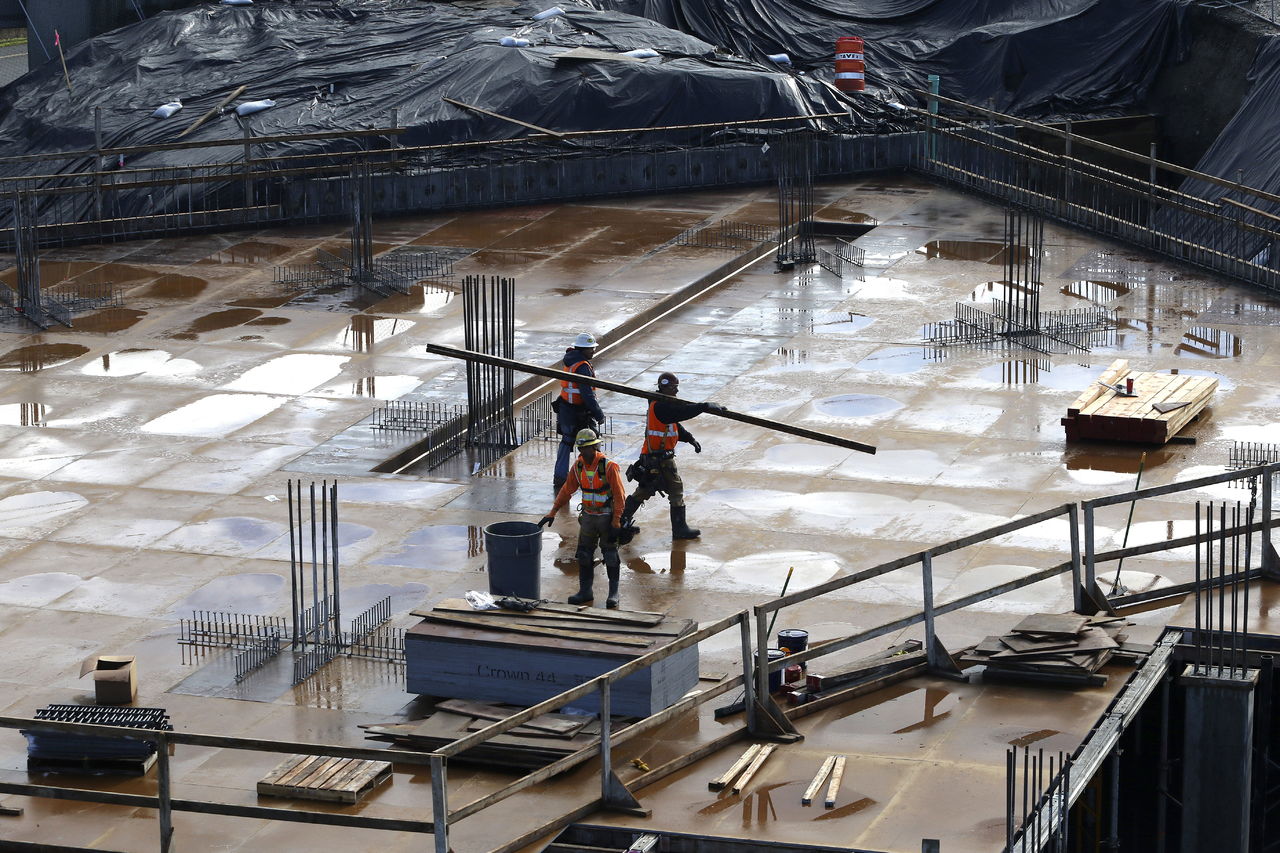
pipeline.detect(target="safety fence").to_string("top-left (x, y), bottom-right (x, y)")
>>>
top-left (912, 93), bottom-right (1280, 295)
top-left (3, 462), bottom-right (1277, 852)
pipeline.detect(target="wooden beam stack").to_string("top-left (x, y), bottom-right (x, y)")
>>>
top-left (1062, 358), bottom-right (1217, 444)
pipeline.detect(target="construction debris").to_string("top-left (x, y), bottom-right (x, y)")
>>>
top-left (1062, 359), bottom-right (1216, 444)
top-left (22, 705), bottom-right (172, 775)
top-left (777, 640), bottom-right (924, 707)
top-left (960, 613), bottom-right (1134, 687)
top-left (802, 755), bottom-right (836, 805)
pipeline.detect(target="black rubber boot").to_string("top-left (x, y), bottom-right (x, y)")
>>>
top-left (671, 505), bottom-right (700, 540)
top-left (619, 495), bottom-right (643, 528)
top-left (605, 562), bottom-right (621, 609)
top-left (567, 561), bottom-right (594, 604)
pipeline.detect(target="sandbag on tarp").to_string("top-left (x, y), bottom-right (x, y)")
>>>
top-left (0, 0), bottom-right (889, 223)
top-left (590, 0), bottom-right (1187, 118)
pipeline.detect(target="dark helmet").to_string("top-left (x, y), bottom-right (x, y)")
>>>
top-left (657, 372), bottom-right (679, 390)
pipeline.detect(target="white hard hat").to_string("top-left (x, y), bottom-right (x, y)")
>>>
top-left (574, 332), bottom-right (598, 349)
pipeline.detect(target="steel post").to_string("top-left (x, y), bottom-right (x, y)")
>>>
top-left (599, 679), bottom-right (612, 802)
top-left (1084, 503), bottom-right (1097, 590)
top-left (1069, 503), bottom-right (1084, 613)
top-left (739, 614), bottom-right (757, 730)
top-left (156, 732), bottom-right (173, 852)
top-left (922, 551), bottom-right (938, 668)
top-left (755, 605), bottom-right (770, 705)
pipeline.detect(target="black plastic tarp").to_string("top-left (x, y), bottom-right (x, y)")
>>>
top-left (590, 0), bottom-right (1186, 118)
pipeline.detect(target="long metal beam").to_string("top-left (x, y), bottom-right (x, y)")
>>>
top-left (424, 344), bottom-right (877, 455)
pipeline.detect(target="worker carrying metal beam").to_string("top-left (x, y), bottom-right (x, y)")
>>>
top-left (552, 332), bottom-right (605, 495)
top-left (619, 372), bottom-right (726, 541)
top-left (540, 428), bottom-right (626, 608)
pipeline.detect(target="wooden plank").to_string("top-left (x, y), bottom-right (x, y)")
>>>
top-left (295, 757), bottom-right (345, 790)
top-left (1001, 634), bottom-right (1077, 653)
top-left (802, 756), bottom-right (835, 805)
top-left (1011, 613), bottom-right (1087, 637)
top-left (731, 744), bottom-right (775, 795)
top-left (437, 699), bottom-right (586, 735)
top-left (274, 754), bottom-right (324, 787)
top-left (824, 755), bottom-right (847, 809)
top-left (427, 604), bottom-right (680, 635)
top-left (322, 759), bottom-right (371, 793)
top-left (709, 744), bottom-right (761, 792)
top-left (426, 598), bottom-right (666, 627)
top-left (415, 611), bottom-right (651, 647)
top-left (178, 85), bottom-right (246, 139)
top-left (259, 754), bottom-right (309, 787)
top-left (1068, 359), bottom-right (1127, 414)
top-left (443, 96), bottom-right (566, 138)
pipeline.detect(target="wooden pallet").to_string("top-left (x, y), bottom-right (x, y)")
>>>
top-left (257, 754), bottom-right (392, 804)
top-left (1062, 359), bottom-right (1216, 444)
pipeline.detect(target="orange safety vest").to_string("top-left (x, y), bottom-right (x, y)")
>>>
top-left (559, 360), bottom-right (590, 406)
top-left (645, 401), bottom-right (678, 453)
top-left (574, 456), bottom-right (616, 515)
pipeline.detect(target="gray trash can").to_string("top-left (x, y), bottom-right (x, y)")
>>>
top-left (483, 521), bottom-right (542, 599)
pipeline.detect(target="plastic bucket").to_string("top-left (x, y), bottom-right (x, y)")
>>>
top-left (483, 521), bottom-right (543, 599)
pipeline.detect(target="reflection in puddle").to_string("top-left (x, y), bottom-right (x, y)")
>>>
top-left (1175, 327), bottom-right (1242, 358)
top-left (339, 315), bottom-right (414, 351)
top-left (772, 347), bottom-right (809, 366)
top-left (1062, 279), bottom-right (1129, 303)
top-left (977, 358), bottom-right (1052, 385)
top-left (832, 684), bottom-right (961, 735)
top-left (0, 402), bottom-right (48, 426)
top-left (367, 284), bottom-right (456, 315)
top-left (1009, 728), bottom-right (1061, 748)
top-left (342, 375), bottom-right (422, 399)
top-left (224, 354), bottom-right (349, 395)
top-left (1064, 445), bottom-right (1176, 474)
top-left (815, 394), bottom-right (903, 418)
top-left (917, 240), bottom-right (1024, 264)
top-left (855, 347), bottom-right (934, 374)
top-left (141, 393), bottom-right (286, 437)
top-left (196, 240), bottom-right (295, 266)
top-left (372, 524), bottom-right (484, 569)
top-left (165, 308), bottom-right (262, 339)
top-left (82, 348), bottom-right (171, 376)
top-left (0, 343), bottom-right (90, 372)
top-left (810, 311), bottom-right (875, 335)
top-left (815, 796), bottom-right (876, 820)
top-left (967, 280), bottom-right (1038, 304)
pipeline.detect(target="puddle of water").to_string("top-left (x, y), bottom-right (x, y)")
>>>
top-left (337, 315), bottom-right (414, 351)
top-left (966, 279), bottom-right (1038, 304)
top-left (64, 262), bottom-right (156, 288)
top-left (763, 444), bottom-right (851, 470)
top-left (976, 358), bottom-right (1054, 386)
top-left (0, 572), bottom-right (82, 607)
top-left (373, 524), bottom-right (484, 569)
top-left (830, 684), bottom-right (961, 735)
top-left (1009, 728), bottom-right (1062, 748)
top-left (814, 796), bottom-right (877, 821)
top-left (810, 311), bottom-right (875, 335)
top-left (0, 402), bottom-right (48, 426)
top-left (0, 490), bottom-right (89, 530)
top-left (852, 275), bottom-right (912, 300)
top-left (916, 240), bottom-right (1005, 263)
top-left (719, 551), bottom-right (844, 592)
top-left (224, 354), bottom-right (349, 395)
top-left (368, 285), bottom-right (456, 315)
top-left (0, 343), bottom-right (90, 372)
top-left (335, 374), bottom-right (423, 399)
top-left (815, 394), bottom-right (903, 418)
top-left (158, 517), bottom-right (287, 558)
top-left (141, 393), bottom-right (286, 437)
top-left (195, 240), bottom-right (295, 266)
top-left (339, 582), bottom-right (430, 618)
top-left (1062, 279), bottom-right (1129, 303)
top-left (1174, 327), bottom-right (1242, 358)
top-left (168, 572), bottom-right (285, 615)
top-left (69, 308), bottom-right (148, 334)
top-left (140, 273), bottom-right (207, 299)
top-left (245, 316), bottom-right (290, 327)
top-left (165, 308), bottom-right (263, 339)
top-left (80, 348), bottom-right (173, 377)
top-left (855, 346), bottom-right (934, 374)
top-left (1064, 446), bottom-right (1177, 474)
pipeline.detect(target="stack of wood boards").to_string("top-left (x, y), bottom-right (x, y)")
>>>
top-left (782, 640), bottom-right (925, 707)
top-left (361, 698), bottom-right (603, 771)
top-left (960, 613), bottom-right (1132, 686)
top-left (1062, 359), bottom-right (1216, 444)
top-left (405, 599), bottom-right (698, 718)
top-left (257, 754), bottom-right (391, 803)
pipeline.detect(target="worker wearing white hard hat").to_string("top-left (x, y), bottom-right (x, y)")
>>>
top-left (552, 332), bottom-right (605, 494)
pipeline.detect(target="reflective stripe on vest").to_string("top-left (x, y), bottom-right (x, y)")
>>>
top-left (645, 401), bottom-right (678, 453)
top-left (559, 360), bottom-right (589, 405)
top-left (576, 457), bottom-right (613, 514)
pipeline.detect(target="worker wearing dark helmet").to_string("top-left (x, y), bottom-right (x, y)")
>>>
top-left (553, 332), bottom-right (605, 495)
top-left (540, 428), bottom-right (627, 608)
top-left (619, 372), bottom-right (726, 540)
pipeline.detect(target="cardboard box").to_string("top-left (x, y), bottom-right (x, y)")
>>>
top-left (80, 655), bottom-right (137, 705)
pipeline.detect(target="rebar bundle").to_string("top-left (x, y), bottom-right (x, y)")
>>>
top-left (774, 132), bottom-right (817, 268)
top-left (463, 274), bottom-right (518, 468)
top-left (1191, 500), bottom-right (1254, 677)
top-left (1005, 747), bottom-right (1071, 852)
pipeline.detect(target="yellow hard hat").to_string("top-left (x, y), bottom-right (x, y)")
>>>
top-left (575, 428), bottom-right (602, 447)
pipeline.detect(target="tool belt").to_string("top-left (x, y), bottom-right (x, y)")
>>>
top-left (625, 453), bottom-right (669, 496)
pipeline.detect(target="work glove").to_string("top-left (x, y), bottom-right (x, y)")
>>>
top-left (703, 402), bottom-right (728, 414)
top-left (690, 439), bottom-right (702, 454)
top-left (538, 516), bottom-right (555, 528)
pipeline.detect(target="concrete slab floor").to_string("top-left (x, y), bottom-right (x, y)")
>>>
top-left (0, 179), bottom-right (1276, 851)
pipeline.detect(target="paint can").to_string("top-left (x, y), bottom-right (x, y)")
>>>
top-left (777, 628), bottom-right (809, 653)
top-left (784, 664), bottom-right (804, 685)
top-left (767, 648), bottom-right (786, 692)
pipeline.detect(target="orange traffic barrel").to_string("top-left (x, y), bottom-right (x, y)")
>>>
top-left (835, 36), bottom-right (865, 92)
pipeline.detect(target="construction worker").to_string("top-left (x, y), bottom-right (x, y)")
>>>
top-left (553, 332), bottom-right (605, 494)
top-left (619, 372), bottom-right (725, 540)
top-left (540, 428), bottom-right (627, 608)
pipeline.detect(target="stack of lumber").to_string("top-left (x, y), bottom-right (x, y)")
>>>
top-left (405, 599), bottom-right (698, 718)
top-left (361, 698), bottom-right (603, 771)
top-left (959, 613), bottom-right (1132, 687)
top-left (258, 754), bottom-right (392, 804)
top-left (1062, 359), bottom-right (1216, 444)
top-left (781, 640), bottom-right (925, 707)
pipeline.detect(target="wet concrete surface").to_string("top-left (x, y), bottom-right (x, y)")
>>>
top-left (0, 180), bottom-right (1278, 851)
